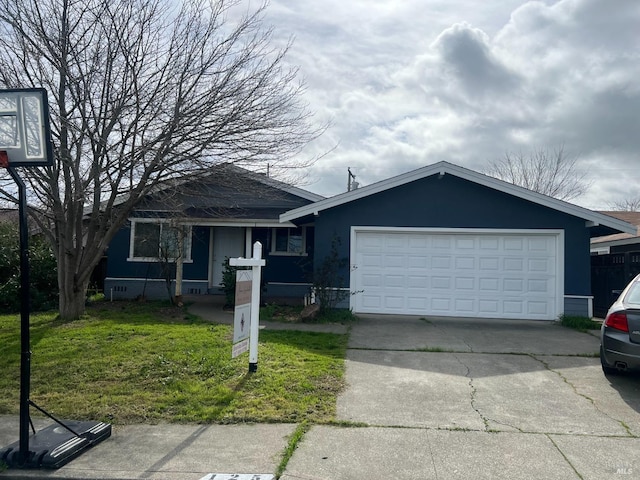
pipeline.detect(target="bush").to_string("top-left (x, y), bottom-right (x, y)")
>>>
top-left (221, 257), bottom-right (239, 307)
top-left (0, 221), bottom-right (58, 313)
top-left (313, 236), bottom-right (350, 311)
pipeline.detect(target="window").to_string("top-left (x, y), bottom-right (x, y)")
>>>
top-left (271, 227), bottom-right (306, 255)
top-left (130, 221), bottom-right (192, 261)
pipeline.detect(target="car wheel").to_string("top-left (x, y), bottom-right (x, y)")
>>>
top-left (600, 346), bottom-right (619, 375)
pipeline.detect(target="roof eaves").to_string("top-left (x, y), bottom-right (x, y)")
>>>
top-left (280, 161), bottom-right (637, 235)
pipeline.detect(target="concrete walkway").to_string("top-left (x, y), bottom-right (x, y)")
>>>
top-left (2, 305), bottom-right (640, 479)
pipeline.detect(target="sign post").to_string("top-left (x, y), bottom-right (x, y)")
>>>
top-left (229, 242), bottom-right (265, 372)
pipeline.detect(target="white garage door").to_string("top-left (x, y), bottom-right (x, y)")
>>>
top-left (351, 228), bottom-right (562, 320)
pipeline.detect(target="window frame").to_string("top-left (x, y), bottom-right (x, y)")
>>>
top-left (270, 226), bottom-right (307, 256)
top-left (128, 219), bottom-right (193, 262)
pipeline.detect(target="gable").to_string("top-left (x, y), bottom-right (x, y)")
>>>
top-left (281, 161), bottom-right (635, 237)
top-left (314, 174), bottom-right (588, 231)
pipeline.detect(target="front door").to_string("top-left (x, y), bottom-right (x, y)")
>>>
top-left (210, 227), bottom-right (245, 287)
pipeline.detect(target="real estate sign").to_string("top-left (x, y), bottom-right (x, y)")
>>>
top-left (232, 270), bottom-right (252, 358)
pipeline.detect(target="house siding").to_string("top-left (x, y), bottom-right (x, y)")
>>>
top-left (313, 174), bottom-right (591, 299)
top-left (105, 224), bottom-right (312, 300)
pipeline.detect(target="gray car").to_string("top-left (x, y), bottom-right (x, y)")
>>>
top-left (601, 273), bottom-right (640, 374)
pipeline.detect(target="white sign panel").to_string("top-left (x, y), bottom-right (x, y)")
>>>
top-left (232, 338), bottom-right (249, 358)
top-left (233, 303), bottom-right (251, 344)
top-left (232, 270), bottom-right (252, 355)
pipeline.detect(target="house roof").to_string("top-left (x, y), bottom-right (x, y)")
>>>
top-left (131, 163), bottom-right (324, 222)
top-left (280, 161), bottom-right (637, 237)
top-left (591, 211), bottom-right (640, 247)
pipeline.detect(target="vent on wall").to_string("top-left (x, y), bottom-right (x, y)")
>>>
top-left (188, 288), bottom-right (202, 294)
top-left (113, 285), bottom-right (127, 292)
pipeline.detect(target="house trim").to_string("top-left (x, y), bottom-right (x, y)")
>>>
top-left (281, 161), bottom-right (636, 236)
top-left (564, 295), bottom-right (594, 318)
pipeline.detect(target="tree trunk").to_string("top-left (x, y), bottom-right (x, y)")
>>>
top-left (58, 254), bottom-right (90, 320)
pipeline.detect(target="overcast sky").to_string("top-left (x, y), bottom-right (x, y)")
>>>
top-left (257, 0), bottom-right (640, 210)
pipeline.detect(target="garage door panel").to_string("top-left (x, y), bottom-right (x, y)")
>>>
top-left (362, 274), bottom-right (382, 287)
top-left (528, 301), bottom-right (549, 315)
top-left (408, 255), bottom-right (428, 268)
top-left (353, 230), bottom-right (559, 320)
top-left (431, 297), bottom-right (451, 312)
top-left (433, 237), bottom-right (452, 249)
top-left (407, 297), bottom-right (428, 309)
top-left (479, 257), bottom-right (499, 270)
top-left (432, 276), bottom-right (451, 289)
top-left (454, 298), bottom-right (474, 312)
top-left (456, 238), bottom-right (475, 249)
top-left (479, 277), bottom-right (499, 291)
top-left (528, 258), bottom-right (552, 272)
top-left (432, 256), bottom-right (452, 269)
top-left (361, 253), bottom-right (383, 267)
top-left (384, 274), bottom-right (405, 288)
top-left (455, 277), bottom-right (475, 289)
top-left (479, 299), bottom-right (499, 314)
top-left (504, 258), bottom-right (524, 271)
top-left (504, 278), bottom-right (524, 293)
top-left (384, 255), bottom-right (405, 268)
top-left (455, 257), bottom-right (475, 269)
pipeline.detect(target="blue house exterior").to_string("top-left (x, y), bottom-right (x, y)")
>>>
top-left (281, 162), bottom-right (635, 320)
top-left (104, 164), bottom-right (322, 302)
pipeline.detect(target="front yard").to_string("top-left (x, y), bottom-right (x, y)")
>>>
top-left (0, 301), bottom-right (348, 424)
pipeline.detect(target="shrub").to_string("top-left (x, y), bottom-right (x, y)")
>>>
top-left (313, 236), bottom-right (350, 311)
top-left (0, 221), bottom-right (58, 313)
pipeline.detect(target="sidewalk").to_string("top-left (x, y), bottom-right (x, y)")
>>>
top-left (1, 417), bottom-right (291, 479)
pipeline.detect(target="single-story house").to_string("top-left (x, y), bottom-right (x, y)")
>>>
top-left (590, 211), bottom-right (640, 316)
top-left (105, 161), bottom-right (635, 321)
top-left (104, 164), bottom-right (323, 301)
top-left (281, 161), bottom-right (635, 320)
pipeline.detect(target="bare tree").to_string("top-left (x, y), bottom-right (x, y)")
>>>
top-left (0, 0), bottom-right (321, 319)
top-left (484, 146), bottom-right (589, 201)
top-left (608, 196), bottom-right (640, 212)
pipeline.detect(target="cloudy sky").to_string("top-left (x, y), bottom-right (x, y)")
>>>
top-left (257, 0), bottom-right (640, 209)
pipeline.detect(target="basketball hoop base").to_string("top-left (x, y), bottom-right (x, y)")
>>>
top-left (0, 419), bottom-right (111, 469)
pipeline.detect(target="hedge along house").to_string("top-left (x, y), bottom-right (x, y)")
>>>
top-left (281, 161), bottom-right (636, 320)
top-left (104, 164), bottom-right (323, 301)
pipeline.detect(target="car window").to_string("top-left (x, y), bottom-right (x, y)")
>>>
top-left (625, 283), bottom-right (640, 305)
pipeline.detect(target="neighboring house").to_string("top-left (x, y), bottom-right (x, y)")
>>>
top-left (281, 161), bottom-right (635, 321)
top-left (104, 164), bottom-right (323, 301)
top-left (590, 211), bottom-right (640, 316)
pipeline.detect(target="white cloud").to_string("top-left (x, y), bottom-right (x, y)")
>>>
top-left (263, 0), bottom-right (640, 208)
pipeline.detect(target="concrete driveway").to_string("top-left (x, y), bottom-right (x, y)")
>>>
top-left (283, 315), bottom-right (640, 480)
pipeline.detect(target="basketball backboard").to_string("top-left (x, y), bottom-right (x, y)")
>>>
top-left (0, 88), bottom-right (53, 167)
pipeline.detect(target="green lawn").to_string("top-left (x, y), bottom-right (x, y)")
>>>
top-left (0, 302), bottom-right (348, 425)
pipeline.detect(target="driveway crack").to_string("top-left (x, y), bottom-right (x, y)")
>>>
top-left (452, 353), bottom-right (525, 433)
top-left (451, 354), bottom-right (487, 429)
top-left (530, 354), bottom-right (635, 437)
top-left (546, 434), bottom-right (584, 479)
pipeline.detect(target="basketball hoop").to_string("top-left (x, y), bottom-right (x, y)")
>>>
top-left (0, 88), bottom-right (111, 469)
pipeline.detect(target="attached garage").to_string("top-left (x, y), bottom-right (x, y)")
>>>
top-left (281, 161), bottom-right (636, 320)
top-left (351, 228), bottom-right (562, 320)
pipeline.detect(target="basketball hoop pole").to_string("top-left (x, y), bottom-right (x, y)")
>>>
top-left (5, 165), bottom-right (33, 464)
